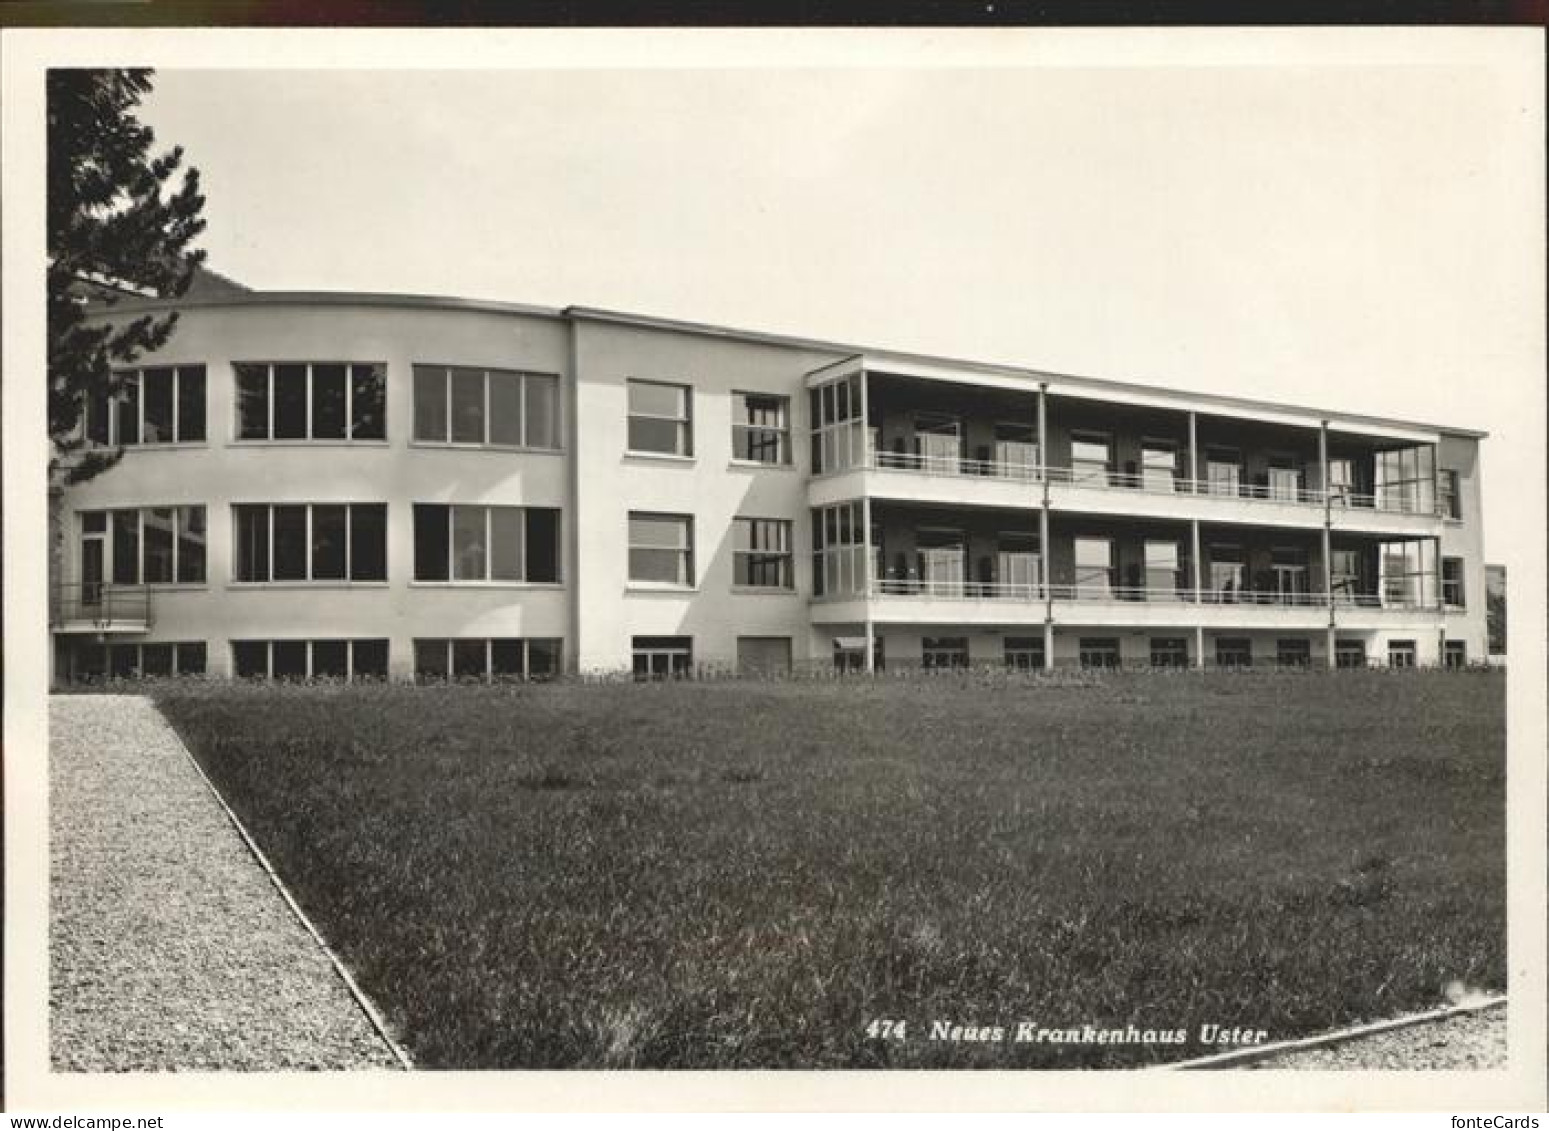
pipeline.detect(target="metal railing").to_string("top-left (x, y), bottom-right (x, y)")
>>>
top-left (859, 578), bottom-right (1434, 610)
top-left (51, 582), bottom-right (151, 629)
top-left (841, 448), bottom-right (1443, 518)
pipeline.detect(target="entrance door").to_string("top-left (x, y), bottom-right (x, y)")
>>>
top-left (80, 526), bottom-right (106, 612)
top-left (998, 550), bottom-right (1042, 599)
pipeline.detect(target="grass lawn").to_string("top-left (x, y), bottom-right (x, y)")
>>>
top-left (152, 669), bottom-right (1505, 1069)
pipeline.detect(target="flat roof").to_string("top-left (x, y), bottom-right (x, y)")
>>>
top-left (88, 289), bottom-right (1488, 440)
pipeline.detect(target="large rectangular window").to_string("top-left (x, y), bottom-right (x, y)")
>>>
top-left (732, 392), bottom-right (791, 464)
top-left (1078, 637), bottom-right (1121, 669)
top-left (234, 362), bottom-right (387, 442)
top-left (1375, 445), bottom-right (1437, 515)
top-left (1380, 540), bottom-right (1437, 608)
top-left (233, 503), bottom-right (388, 582)
top-left (1336, 639), bottom-right (1368, 669)
top-left (1206, 448), bottom-right (1241, 497)
top-left (1444, 640), bottom-right (1467, 669)
top-left (733, 518), bottom-right (793, 589)
top-left (1004, 636), bottom-right (1046, 670)
top-left (91, 641), bottom-right (206, 680)
top-left (414, 638), bottom-right (562, 682)
top-left (627, 380), bottom-right (692, 457)
top-left (84, 365), bottom-right (206, 446)
top-left (1149, 637), bottom-right (1189, 668)
top-left (81, 506), bottom-right (207, 585)
top-left (1387, 640), bottom-right (1417, 669)
top-left (1214, 637), bottom-right (1252, 668)
top-left (1275, 638), bottom-right (1312, 668)
top-left (633, 636), bottom-right (693, 679)
top-left (627, 512), bottom-right (694, 586)
top-left (231, 639), bottom-right (389, 681)
top-left (412, 505), bottom-right (561, 583)
top-left (411, 365), bottom-right (561, 449)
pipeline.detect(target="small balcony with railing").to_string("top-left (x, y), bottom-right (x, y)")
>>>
top-left (51, 582), bottom-right (152, 635)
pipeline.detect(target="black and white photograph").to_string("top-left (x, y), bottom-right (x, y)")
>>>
top-left (3, 25), bottom-right (1545, 1115)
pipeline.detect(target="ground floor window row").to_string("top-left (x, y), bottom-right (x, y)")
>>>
top-left (413, 638), bottom-right (563, 681)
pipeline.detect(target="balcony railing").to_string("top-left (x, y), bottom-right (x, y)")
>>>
top-left (835, 449), bottom-right (1442, 517)
top-left (860, 578), bottom-right (1435, 610)
top-left (51, 583), bottom-right (151, 631)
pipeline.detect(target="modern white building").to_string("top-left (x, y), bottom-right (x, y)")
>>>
top-left (49, 287), bottom-right (1489, 683)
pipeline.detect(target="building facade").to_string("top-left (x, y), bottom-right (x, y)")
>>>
top-left (50, 291), bottom-right (1489, 683)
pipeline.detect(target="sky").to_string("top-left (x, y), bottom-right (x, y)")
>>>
top-left (135, 39), bottom-right (1544, 561)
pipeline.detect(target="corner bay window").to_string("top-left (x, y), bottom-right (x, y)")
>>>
top-left (732, 392), bottom-right (791, 464)
top-left (627, 380), bottom-right (692, 457)
top-left (811, 502), bottom-right (866, 597)
top-left (809, 373), bottom-right (866, 474)
top-left (80, 506), bottom-right (206, 585)
top-left (235, 362), bottom-right (386, 442)
top-left (628, 512), bottom-right (694, 585)
top-left (86, 365), bottom-right (206, 446)
top-left (234, 503), bottom-right (387, 582)
top-left (414, 638), bottom-right (562, 681)
top-left (413, 504), bottom-right (561, 583)
top-left (413, 365), bottom-right (560, 449)
top-left (734, 518), bottom-right (793, 589)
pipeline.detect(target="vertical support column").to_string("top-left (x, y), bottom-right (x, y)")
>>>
top-left (858, 367), bottom-right (877, 675)
top-left (1187, 410), bottom-right (1200, 493)
top-left (1320, 420), bottom-right (1336, 668)
top-left (1038, 382), bottom-right (1054, 670)
top-left (1190, 517), bottom-right (1204, 668)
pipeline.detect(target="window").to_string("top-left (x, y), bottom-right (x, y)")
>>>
top-left (1380, 540), bottom-right (1438, 608)
top-left (1375, 446), bottom-right (1436, 514)
top-left (1005, 636), bottom-right (1046, 671)
top-left (1275, 638), bottom-right (1311, 668)
top-left (627, 380), bottom-right (692, 457)
top-left (1206, 449), bottom-right (1241, 497)
top-left (1073, 537), bottom-right (1114, 598)
top-left (1267, 458), bottom-right (1302, 502)
top-left (732, 392), bottom-right (790, 464)
top-left (916, 528), bottom-right (966, 595)
top-left (1141, 442), bottom-right (1178, 491)
top-left (1070, 433), bottom-right (1112, 486)
top-left (737, 636), bottom-right (792, 675)
top-left (84, 365), bottom-right (206, 446)
top-left (1444, 640), bottom-right (1467, 669)
top-left (412, 505), bottom-right (561, 583)
top-left (1439, 469), bottom-right (1461, 519)
top-left (80, 506), bottom-right (206, 585)
top-left (812, 502), bottom-right (867, 597)
top-left (1078, 637), bottom-right (1121, 669)
top-left (994, 422), bottom-right (1039, 476)
top-left (914, 413), bottom-right (961, 466)
top-left (234, 362), bottom-right (387, 441)
top-left (1144, 540), bottom-right (1182, 599)
top-left (1207, 545), bottom-right (1244, 603)
top-left (1270, 546), bottom-right (1310, 603)
top-left (93, 641), bottom-right (206, 679)
top-left (233, 503), bottom-right (387, 582)
top-left (411, 365), bottom-right (560, 449)
top-left (833, 635), bottom-right (884, 672)
top-left (627, 512), bottom-right (694, 586)
top-left (1214, 637), bottom-right (1252, 668)
top-left (922, 636), bottom-right (969, 670)
top-left (733, 518), bottom-right (793, 589)
top-left (810, 373), bottom-right (867, 474)
top-left (1330, 548), bottom-right (1364, 604)
top-left (1442, 558), bottom-right (1466, 608)
top-left (1388, 640), bottom-right (1417, 668)
top-left (633, 636), bottom-right (693, 679)
top-left (1336, 639), bottom-right (1368, 669)
top-left (1327, 458), bottom-right (1355, 505)
top-left (414, 638), bottom-right (562, 682)
top-left (231, 639), bottom-right (389, 681)
top-left (1150, 638), bottom-right (1189, 668)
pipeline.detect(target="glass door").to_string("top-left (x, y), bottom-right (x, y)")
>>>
top-left (79, 515), bottom-right (106, 612)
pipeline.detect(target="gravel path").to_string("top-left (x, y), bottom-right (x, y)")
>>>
top-left (1251, 1005), bottom-right (1508, 1070)
top-left (50, 695), bottom-right (403, 1071)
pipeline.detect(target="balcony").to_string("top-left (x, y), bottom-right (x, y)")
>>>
top-left (810, 449), bottom-right (1442, 535)
top-left (810, 579), bottom-right (1440, 630)
top-left (51, 583), bottom-right (152, 635)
